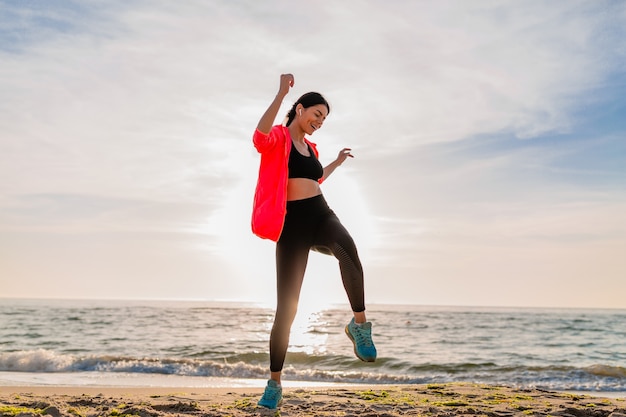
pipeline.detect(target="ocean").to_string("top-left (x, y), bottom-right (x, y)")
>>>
top-left (1, 299), bottom-right (625, 395)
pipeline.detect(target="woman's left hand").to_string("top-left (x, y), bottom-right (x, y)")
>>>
top-left (323, 148), bottom-right (354, 181)
top-left (336, 148), bottom-right (354, 165)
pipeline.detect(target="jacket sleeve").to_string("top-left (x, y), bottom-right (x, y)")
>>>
top-left (253, 128), bottom-right (277, 153)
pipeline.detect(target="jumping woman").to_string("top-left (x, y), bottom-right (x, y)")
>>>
top-left (252, 73), bottom-right (377, 409)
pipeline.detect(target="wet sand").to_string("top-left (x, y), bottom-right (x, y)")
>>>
top-left (1, 382), bottom-right (625, 417)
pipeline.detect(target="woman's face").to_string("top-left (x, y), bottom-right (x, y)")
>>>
top-left (298, 104), bottom-right (328, 135)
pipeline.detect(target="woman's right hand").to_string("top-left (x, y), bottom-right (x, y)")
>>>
top-left (278, 73), bottom-right (294, 97)
top-left (256, 74), bottom-right (295, 134)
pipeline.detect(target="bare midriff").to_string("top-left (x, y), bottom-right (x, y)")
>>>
top-left (286, 178), bottom-right (322, 201)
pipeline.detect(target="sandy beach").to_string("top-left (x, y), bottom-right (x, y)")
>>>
top-left (1, 383), bottom-right (625, 417)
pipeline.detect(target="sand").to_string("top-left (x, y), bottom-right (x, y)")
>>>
top-left (1, 383), bottom-right (625, 417)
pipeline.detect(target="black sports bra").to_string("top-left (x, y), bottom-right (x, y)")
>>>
top-left (288, 140), bottom-right (323, 181)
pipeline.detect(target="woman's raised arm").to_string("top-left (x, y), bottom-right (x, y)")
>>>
top-left (256, 74), bottom-right (294, 134)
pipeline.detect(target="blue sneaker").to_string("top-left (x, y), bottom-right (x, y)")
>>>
top-left (258, 379), bottom-right (282, 409)
top-left (345, 318), bottom-right (377, 362)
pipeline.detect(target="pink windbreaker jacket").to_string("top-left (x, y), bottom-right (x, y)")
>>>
top-left (252, 125), bottom-right (321, 241)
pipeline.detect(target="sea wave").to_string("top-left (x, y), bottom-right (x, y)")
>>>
top-left (1, 349), bottom-right (625, 392)
top-left (584, 364), bottom-right (626, 378)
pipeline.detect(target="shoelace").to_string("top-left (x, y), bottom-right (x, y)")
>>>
top-left (353, 326), bottom-right (373, 347)
top-left (263, 387), bottom-right (280, 400)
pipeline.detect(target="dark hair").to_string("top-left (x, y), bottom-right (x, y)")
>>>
top-left (285, 92), bottom-right (330, 126)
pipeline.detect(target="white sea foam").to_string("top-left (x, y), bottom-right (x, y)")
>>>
top-left (0, 349), bottom-right (74, 372)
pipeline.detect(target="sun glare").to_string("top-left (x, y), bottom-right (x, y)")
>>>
top-left (288, 301), bottom-right (331, 355)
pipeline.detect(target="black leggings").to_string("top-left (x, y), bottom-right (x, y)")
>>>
top-left (270, 194), bottom-right (365, 372)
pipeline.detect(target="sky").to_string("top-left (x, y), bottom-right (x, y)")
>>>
top-left (1, 0), bottom-right (625, 309)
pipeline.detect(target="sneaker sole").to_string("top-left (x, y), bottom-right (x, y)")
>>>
top-left (345, 325), bottom-right (376, 362)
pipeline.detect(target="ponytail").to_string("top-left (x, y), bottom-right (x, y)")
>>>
top-left (285, 105), bottom-right (297, 126)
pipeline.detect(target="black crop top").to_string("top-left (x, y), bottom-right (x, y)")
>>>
top-left (288, 140), bottom-right (324, 181)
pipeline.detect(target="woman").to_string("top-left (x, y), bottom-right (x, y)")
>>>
top-left (252, 74), bottom-right (376, 409)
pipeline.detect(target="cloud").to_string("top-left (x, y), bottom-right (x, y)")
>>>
top-left (1, 2), bottom-right (255, 202)
top-left (305, 1), bottom-right (626, 151)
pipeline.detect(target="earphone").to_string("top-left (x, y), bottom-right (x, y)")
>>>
top-left (299, 109), bottom-right (302, 116)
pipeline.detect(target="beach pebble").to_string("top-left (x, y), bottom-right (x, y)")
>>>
top-left (609, 413), bottom-right (626, 417)
top-left (42, 406), bottom-right (61, 417)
